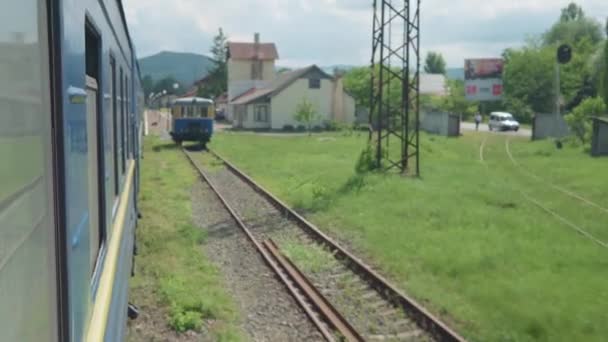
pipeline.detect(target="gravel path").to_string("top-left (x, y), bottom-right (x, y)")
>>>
top-left (191, 180), bottom-right (324, 342)
top-left (195, 153), bottom-right (434, 341)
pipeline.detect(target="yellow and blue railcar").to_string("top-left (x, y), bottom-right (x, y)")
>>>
top-left (170, 97), bottom-right (215, 147)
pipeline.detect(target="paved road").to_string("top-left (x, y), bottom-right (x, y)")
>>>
top-left (461, 121), bottom-right (531, 138)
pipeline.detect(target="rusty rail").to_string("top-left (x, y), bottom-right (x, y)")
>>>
top-left (183, 148), bottom-right (360, 342)
top-left (209, 149), bottom-right (467, 342)
top-left (263, 239), bottom-right (364, 342)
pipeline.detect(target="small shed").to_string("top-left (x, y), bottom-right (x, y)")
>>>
top-left (591, 117), bottom-right (608, 157)
top-left (532, 113), bottom-right (569, 140)
top-left (421, 111), bottom-right (460, 137)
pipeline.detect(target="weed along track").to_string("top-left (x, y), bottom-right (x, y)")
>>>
top-left (184, 146), bottom-right (466, 342)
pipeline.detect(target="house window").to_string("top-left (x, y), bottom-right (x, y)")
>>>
top-left (254, 104), bottom-right (270, 122)
top-left (251, 60), bottom-right (264, 80)
top-left (309, 78), bottom-right (321, 89)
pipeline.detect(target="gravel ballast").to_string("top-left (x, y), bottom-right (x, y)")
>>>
top-left (191, 180), bottom-right (324, 341)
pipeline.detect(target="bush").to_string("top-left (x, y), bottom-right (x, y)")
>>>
top-left (283, 124), bottom-right (295, 132)
top-left (565, 97), bottom-right (606, 144)
top-left (296, 125), bottom-right (306, 132)
top-left (355, 144), bottom-right (376, 174)
top-left (324, 120), bottom-right (339, 131)
top-left (169, 308), bottom-right (203, 333)
top-left (312, 125), bottom-right (323, 132)
top-left (503, 97), bottom-right (534, 123)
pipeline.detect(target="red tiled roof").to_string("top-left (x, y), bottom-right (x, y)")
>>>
top-left (228, 42), bottom-right (279, 60)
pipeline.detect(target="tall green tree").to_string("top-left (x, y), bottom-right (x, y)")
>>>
top-left (560, 2), bottom-right (584, 22)
top-left (601, 18), bottom-right (608, 105)
top-left (142, 74), bottom-right (154, 99)
top-left (153, 76), bottom-right (180, 95)
top-left (543, 3), bottom-right (603, 45)
top-left (424, 52), bottom-right (446, 74)
top-left (198, 28), bottom-right (228, 98)
top-left (503, 46), bottom-right (555, 114)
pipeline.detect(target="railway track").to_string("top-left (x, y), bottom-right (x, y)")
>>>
top-left (183, 147), bottom-right (466, 342)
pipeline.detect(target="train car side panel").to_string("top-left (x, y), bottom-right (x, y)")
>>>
top-left (0, 1), bottom-right (59, 341)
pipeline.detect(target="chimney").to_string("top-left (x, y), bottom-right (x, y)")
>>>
top-left (254, 33), bottom-right (260, 44)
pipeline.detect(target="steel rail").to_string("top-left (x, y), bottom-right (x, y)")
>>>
top-left (263, 239), bottom-right (365, 342)
top-left (183, 148), bottom-right (355, 342)
top-left (209, 149), bottom-right (467, 342)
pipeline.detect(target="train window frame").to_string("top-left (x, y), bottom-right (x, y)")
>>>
top-left (125, 76), bottom-right (130, 159)
top-left (85, 18), bottom-right (107, 278)
top-left (110, 56), bottom-right (119, 197)
top-left (119, 67), bottom-right (126, 174)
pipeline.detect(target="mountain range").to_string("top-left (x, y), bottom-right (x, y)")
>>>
top-left (138, 51), bottom-right (465, 86)
top-left (138, 51), bottom-right (215, 86)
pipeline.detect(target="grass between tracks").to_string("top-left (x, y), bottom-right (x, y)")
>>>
top-left (210, 131), bottom-right (608, 342)
top-left (129, 136), bottom-right (242, 340)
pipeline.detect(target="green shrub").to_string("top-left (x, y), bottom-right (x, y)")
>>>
top-left (282, 124), bottom-right (295, 132)
top-left (169, 307), bottom-right (203, 333)
top-left (296, 125), bottom-right (306, 132)
top-left (324, 120), bottom-right (339, 131)
top-left (355, 144), bottom-right (376, 173)
top-left (564, 97), bottom-right (606, 144)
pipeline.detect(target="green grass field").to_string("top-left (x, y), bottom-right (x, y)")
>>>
top-left (129, 136), bottom-right (242, 340)
top-left (210, 131), bottom-right (608, 342)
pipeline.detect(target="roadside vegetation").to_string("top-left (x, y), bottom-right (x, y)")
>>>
top-left (210, 131), bottom-right (608, 342)
top-left (128, 136), bottom-right (241, 340)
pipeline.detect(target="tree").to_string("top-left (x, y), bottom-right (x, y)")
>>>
top-left (601, 18), bottom-right (608, 105)
top-left (565, 96), bottom-right (606, 143)
top-left (293, 98), bottom-right (320, 135)
top-left (153, 76), bottom-right (180, 95)
top-left (544, 3), bottom-right (603, 45)
top-left (142, 74), bottom-right (154, 99)
top-left (560, 2), bottom-right (584, 22)
top-left (503, 46), bottom-right (555, 114)
top-left (424, 52), bottom-right (446, 74)
top-left (198, 28), bottom-right (228, 98)
top-left (343, 67), bottom-right (372, 108)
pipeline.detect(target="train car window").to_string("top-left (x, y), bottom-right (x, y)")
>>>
top-left (110, 57), bottom-right (119, 196)
top-left (119, 68), bottom-right (126, 173)
top-left (85, 20), bottom-right (106, 274)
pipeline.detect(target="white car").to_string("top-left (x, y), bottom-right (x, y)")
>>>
top-left (488, 112), bottom-right (520, 132)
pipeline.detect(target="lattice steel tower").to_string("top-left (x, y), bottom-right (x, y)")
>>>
top-left (369, 0), bottom-right (421, 175)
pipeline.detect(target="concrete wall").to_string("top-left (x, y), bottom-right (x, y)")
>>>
top-left (330, 77), bottom-right (356, 125)
top-left (421, 111), bottom-right (460, 136)
top-left (532, 113), bottom-right (570, 140)
top-left (271, 78), bottom-right (333, 129)
top-left (343, 94), bottom-right (356, 125)
top-left (591, 117), bottom-right (608, 156)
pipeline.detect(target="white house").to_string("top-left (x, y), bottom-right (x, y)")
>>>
top-left (227, 34), bottom-right (356, 129)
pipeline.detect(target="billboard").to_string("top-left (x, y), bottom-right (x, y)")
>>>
top-left (465, 58), bottom-right (504, 101)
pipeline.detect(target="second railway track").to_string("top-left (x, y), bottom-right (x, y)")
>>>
top-left (183, 147), bottom-right (466, 342)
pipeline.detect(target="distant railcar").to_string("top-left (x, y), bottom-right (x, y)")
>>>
top-left (170, 97), bottom-right (215, 147)
top-left (1, 1), bottom-right (142, 341)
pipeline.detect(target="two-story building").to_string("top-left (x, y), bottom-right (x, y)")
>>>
top-left (227, 34), bottom-right (355, 129)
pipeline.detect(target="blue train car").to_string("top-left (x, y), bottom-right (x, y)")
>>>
top-left (170, 97), bottom-right (215, 147)
top-left (0, 0), bottom-right (142, 341)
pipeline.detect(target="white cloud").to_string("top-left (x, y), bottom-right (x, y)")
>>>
top-left (123, 0), bottom-right (608, 68)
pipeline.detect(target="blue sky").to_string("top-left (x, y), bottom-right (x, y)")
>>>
top-left (124, 0), bottom-right (607, 68)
